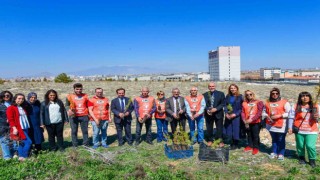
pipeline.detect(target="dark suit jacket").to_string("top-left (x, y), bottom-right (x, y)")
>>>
top-left (111, 97), bottom-right (134, 124)
top-left (40, 100), bottom-right (69, 126)
top-left (203, 90), bottom-right (226, 120)
top-left (165, 96), bottom-right (186, 122)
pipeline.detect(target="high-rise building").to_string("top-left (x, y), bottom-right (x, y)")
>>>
top-left (208, 46), bottom-right (241, 81)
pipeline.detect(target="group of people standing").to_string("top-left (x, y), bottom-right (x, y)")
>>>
top-left (0, 82), bottom-right (319, 168)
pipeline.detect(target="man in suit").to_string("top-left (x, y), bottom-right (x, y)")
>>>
top-left (165, 88), bottom-right (187, 134)
top-left (111, 88), bottom-right (134, 146)
top-left (134, 87), bottom-right (156, 145)
top-left (203, 82), bottom-right (226, 147)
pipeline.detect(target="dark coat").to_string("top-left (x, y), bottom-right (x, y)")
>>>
top-left (203, 90), bottom-right (226, 120)
top-left (0, 103), bottom-right (9, 136)
top-left (111, 97), bottom-right (134, 124)
top-left (224, 94), bottom-right (244, 118)
top-left (40, 100), bottom-right (69, 126)
top-left (26, 101), bottom-right (44, 144)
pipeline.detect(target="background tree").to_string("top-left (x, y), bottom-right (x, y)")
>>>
top-left (54, 73), bottom-right (73, 83)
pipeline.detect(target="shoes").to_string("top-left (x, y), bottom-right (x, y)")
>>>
top-left (92, 145), bottom-right (99, 149)
top-left (207, 141), bottom-right (213, 147)
top-left (269, 153), bottom-right (277, 159)
top-left (252, 148), bottom-right (259, 155)
top-left (135, 141), bottom-right (140, 146)
top-left (118, 143), bottom-right (124, 146)
top-left (309, 159), bottom-right (316, 168)
top-left (230, 144), bottom-right (238, 150)
top-left (157, 140), bottom-right (162, 143)
top-left (146, 141), bottom-right (153, 145)
top-left (128, 142), bottom-right (133, 146)
top-left (102, 144), bottom-right (109, 148)
top-left (59, 148), bottom-right (65, 152)
top-left (299, 156), bottom-right (306, 165)
top-left (277, 155), bottom-right (284, 161)
top-left (244, 146), bottom-right (253, 152)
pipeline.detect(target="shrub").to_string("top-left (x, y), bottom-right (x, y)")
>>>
top-left (54, 73), bottom-right (73, 83)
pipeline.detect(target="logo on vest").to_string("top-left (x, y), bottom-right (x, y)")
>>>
top-left (97, 100), bottom-right (104, 104)
top-left (142, 99), bottom-right (149, 103)
top-left (248, 103), bottom-right (256, 107)
top-left (191, 98), bottom-right (198, 102)
top-left (270, 103), bottom-right (279, 107)
top-left (75, 97), bottom-right (83, 100)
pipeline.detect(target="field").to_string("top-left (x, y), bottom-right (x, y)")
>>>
top-left (0, 81), bottom-right (320, 180)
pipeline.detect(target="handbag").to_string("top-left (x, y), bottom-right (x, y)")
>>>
top-left (292, 110), bottom-right (309, 134)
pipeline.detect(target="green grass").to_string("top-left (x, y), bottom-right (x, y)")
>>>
top-left (0, 141), bottom-right (319, 180)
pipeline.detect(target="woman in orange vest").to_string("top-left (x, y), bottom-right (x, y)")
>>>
top-left (241, 90), bottom-right (263, 155)
top-left (264, 88), bottom-right (291, 160)
top-left (154, 91), bottom-right (168, 143)
top-left (288, 92), bottom-right (319, 168)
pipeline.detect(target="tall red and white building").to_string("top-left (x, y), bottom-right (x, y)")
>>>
top-left (208, 46), bottom-right (241, 81)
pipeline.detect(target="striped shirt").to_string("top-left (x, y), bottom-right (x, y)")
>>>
top-left (18, 106), bottom-right (30, 129)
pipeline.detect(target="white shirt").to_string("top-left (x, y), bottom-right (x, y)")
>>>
top-left (49, 102), bottom-right (62, 124)
top-left (18, 106), bottom-right (30, 129)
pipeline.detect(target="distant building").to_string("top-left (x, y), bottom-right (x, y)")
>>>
top-left (260, 68), bottom-right (281, 79)
top-left (193, 72), bottom-right (210, 82)
top-left (208, 46), bottom-right (241, 81)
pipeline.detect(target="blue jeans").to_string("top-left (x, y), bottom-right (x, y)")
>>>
top-left (0, 135), bottom-right (12, 159)
top-left (155, 119), bottom-right (168, 142)
top-left (91, 121), bottom-right (108, 146)
top-left (18, 129), bottom-right (32, 158)
top-left (270, 131), bottom-right (286, 156)
top-left (188, 115), bottom-right (204, 143)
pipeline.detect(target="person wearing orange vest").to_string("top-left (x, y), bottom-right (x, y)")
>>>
top-left (88, 88), bottom-right (111, 149)
top-left (263, 88), bottom-right (291, 160)
top-left (66, 83), bottom-right (90, 147)
top-left (241, 90), bottom-right (263, 155)
top-left (288, 92), bottom-right (320, 168)
top-left (185, 86), bottom-right (206, 145)
top-left (134, 87), bottom-right (156, 146)
top-left (154, 91), bottom-right (168, 143)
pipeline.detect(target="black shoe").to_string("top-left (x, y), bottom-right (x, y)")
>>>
top-left (135, 141), bottom-right (140, 146)
top-left (128, 143), bottom-right (133, 146)
top-left (146, 141), bottom-right (153, 145)
top-left (59, 148), bottom-right (65, 152)
top-left (230, 145), bottom-right (237, 150)
top-left (309, 159), bottom-right (316, 168)
top-left (299, 156), bottom-right (306, 165)
top-left (118, 143), bottom-right (124, 146)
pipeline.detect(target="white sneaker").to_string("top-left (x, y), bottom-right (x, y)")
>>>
top-left (269, 153), bottom-right (277, 159)
top-left (278, 155), bottom-right (284, 161)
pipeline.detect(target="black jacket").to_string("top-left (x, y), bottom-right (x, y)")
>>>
top-left (40, 100), bottom-right (69, 126)
top-left (203, 90), bottom-right (226, 119)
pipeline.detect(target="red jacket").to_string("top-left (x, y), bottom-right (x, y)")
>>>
top-left (6, 105), bottom-right (27, 140)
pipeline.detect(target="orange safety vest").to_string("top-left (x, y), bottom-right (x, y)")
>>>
top-left (293, 105), bottom-right (319, 133)
top-left (242, 100), bottom-right (261, 124)
top-left (67, 93), bottom-right (89, 116)
top-left (135, 96), bottom-right (155, 118)
top-left (155, 99), bottom-right (166, 119)
top-left (185, 95), bottom-right (204, 114)
top-left (265, 99), bottom-right (287, 128)
top-left (89, 96), bottom-right (110, 121)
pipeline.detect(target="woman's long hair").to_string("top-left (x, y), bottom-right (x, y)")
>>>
top-left (243, 90), bottom-right (256, 102)
top-left (269, 87), bottom-right (281, 102)
top-left (44, 89), bottom-right (59, 105)
top-left (296, 91), bottom-right (313, 112)
top-left (11, 93), bottom-right (25, 106)
top-left (0, 91), bottom-right (13, 102)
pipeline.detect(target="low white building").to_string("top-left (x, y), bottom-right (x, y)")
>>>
top-left (260, 68), bottom-right (281, 79)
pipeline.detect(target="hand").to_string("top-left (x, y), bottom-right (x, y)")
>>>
top-left (124, 112), bottom-right (130, 116)
top-left (108, 119), bottom-right (112, 123)
top-left (225, 114), bottom-right (230, 119)
top-left (231, 113), bottom-right (236, 119)
top-left (190, 116), bottom-right (195, 121)
top-left (40, 125), bottom-right (45, 128)
top-left (12, 127), bottom-right (18, 135)
top-left (146, 114), bottom-right (151, 119)
top-left (67, 109), bottom-right (74, 116)
top-left (313, 112), bottom-right (319, 120)
top-left (173, 114), bottom-right (178, 119)
top-left (179, 110), bottom-right (184, 114)
top-left (138, 117), bottom-right (143, 123)
top-left (64, 122), bottom-right (69, 125)
top-left (95, 119), bottom-right (100, 126)
top-left (288, 128), bottom-right (293, 134)
top-left (211, 108), bottom-right (217, 113)
top-left (193, 113), bottom-right (199, 119)
top-left (119, 113), bottom-right (125, 118)
top-left (271, 114), bottom-right (282, 120)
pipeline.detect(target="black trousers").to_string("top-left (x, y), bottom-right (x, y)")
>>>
top-left (115, 119), bottom-right (132, 145)
top-left (135, 118), bottom-right (152, 142)
top-left (205, 114), bottom-right (223, 141)
top-left (170, 118), bottom-right (186, 134)
top-left (46, 122), bottom-right (64, 150)
top-left (70, 116), bottom-right (89, 147)
top-left (246, 123), bottom-right (260, 149)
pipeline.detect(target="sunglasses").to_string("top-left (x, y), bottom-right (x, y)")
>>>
top-left (4, 95), bottom-right (10, 98)
top-left (271, 92), bottom-right (279, 95)
top-left (159, 94), bottom-right (164, 96)
top-left (245, 93), bottom-right (253, 96)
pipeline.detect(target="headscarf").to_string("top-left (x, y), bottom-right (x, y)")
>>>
top-left (27, 92), bottom-right (37, 104)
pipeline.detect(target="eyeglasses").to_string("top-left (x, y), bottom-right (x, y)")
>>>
top-left (271, 93), bottom-right (279, 95)
top-left (4, 95), bottom-right (10, 97)
top-left (245, 93), bottom-right (253, 96)
top-left (159, 94), bottom-right (164, 96)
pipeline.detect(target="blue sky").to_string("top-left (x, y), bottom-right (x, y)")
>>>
top-left (0, 0), bottom-right (319, 77)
